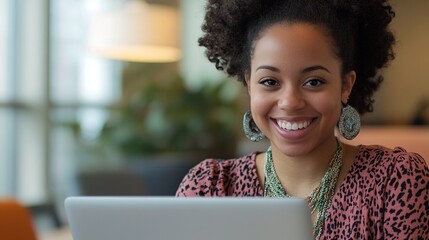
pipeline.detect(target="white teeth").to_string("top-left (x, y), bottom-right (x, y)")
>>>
top-left (292, 123), bottom-right (298, 130)
top-left (277, 120), bottom-right (311, 131)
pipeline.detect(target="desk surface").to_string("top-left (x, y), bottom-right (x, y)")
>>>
top-left (39, 227), bottom-right (72, 240)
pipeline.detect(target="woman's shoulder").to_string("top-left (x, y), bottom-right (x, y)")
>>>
top-left (350, 144), bottom-right (429, 192)
top-left (355, 144), bottom-right (427, 171)
top-left (343, 144), bottom-right (428, 194)
top-left (175, 153), bottom-right (262, 197)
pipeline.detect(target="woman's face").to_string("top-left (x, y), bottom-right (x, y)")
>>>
top-left (246, 22), bottom-right (355, 157)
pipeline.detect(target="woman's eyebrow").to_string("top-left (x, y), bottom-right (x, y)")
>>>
top-left (256, 65), bottom-right (330, 73)
top-left (302, 65), bottom-right (330, 73)
top-left (256, 65), bottom-right (280, 72)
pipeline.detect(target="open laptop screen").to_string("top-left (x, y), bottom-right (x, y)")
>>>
top-left (65, 196), bottom-right (313, 240)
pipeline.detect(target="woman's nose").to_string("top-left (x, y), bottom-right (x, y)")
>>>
top-left (277, 90), bottom-right (305, 111)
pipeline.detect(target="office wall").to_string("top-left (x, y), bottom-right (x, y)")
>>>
top-left (362, 0), bottom-right (429, 124)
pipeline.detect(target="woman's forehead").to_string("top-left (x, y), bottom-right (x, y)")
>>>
top-left (251, 23), bottom-right (340, 71)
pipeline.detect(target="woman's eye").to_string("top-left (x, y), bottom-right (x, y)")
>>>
top-left (304, 79), bottom-right (324, 87)
top-left (260, 78), bottom-right (278, 86)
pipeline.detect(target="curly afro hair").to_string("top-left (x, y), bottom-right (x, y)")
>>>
top-left (198, 0), bottom-right (396, 115)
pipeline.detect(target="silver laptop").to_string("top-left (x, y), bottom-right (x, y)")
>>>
top-left (65, 196), bottom-right (313, 240)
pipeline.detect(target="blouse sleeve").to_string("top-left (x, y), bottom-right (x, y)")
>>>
top-left (383, 151), bottom-right (429, 239)
top-left (175, 159), bottom-right (221, 197)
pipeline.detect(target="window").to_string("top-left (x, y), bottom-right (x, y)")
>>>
top-left (49, 0), bottom-right (122, 206)
top-left (0, 0), bottom-right (48, 204)
top-left (0, 0), bottom-right (13, 195)
top-left (0, 0), bottom-right (123, 206)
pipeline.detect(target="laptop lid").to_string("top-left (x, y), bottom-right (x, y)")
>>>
top-left (65, 196), bottom-right (313, 240)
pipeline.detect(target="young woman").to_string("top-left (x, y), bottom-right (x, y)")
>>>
top-left (176, 0), bottom-right (429, 239)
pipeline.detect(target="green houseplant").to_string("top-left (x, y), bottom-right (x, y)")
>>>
top-left (91, 62), bottom-right (243, 164)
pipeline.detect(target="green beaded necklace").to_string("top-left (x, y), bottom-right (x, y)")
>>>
top-left (263, 138), bottom-right (343, 239)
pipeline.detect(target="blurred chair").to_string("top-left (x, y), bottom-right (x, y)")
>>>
top-left (76, 169), bottom-right (147, 196)
top-left (0, 198), bottom-right (37, 240)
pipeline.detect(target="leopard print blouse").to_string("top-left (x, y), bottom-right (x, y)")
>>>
top-left (176, 145), bottom-right (429, 239)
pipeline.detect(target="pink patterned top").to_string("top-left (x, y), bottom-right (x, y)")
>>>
top-left (176, 145), bottom-right (429, 239)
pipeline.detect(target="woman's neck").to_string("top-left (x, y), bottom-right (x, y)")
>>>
top-left (268, 137), bottom-right (339, 198)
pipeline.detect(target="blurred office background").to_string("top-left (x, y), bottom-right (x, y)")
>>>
top-left (0, 0), bottom-right (428, 238)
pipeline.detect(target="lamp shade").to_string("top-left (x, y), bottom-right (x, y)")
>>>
top-left (87, 1), bottom-right (181, 62)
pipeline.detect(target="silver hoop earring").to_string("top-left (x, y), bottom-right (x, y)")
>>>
top-left (243, 111), bottom-right (265, 142)
top-left (338, 104), bottom-right (361, 140)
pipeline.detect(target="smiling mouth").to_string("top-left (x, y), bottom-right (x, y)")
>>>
top-left (276, 119), bottom-right (314, 131)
